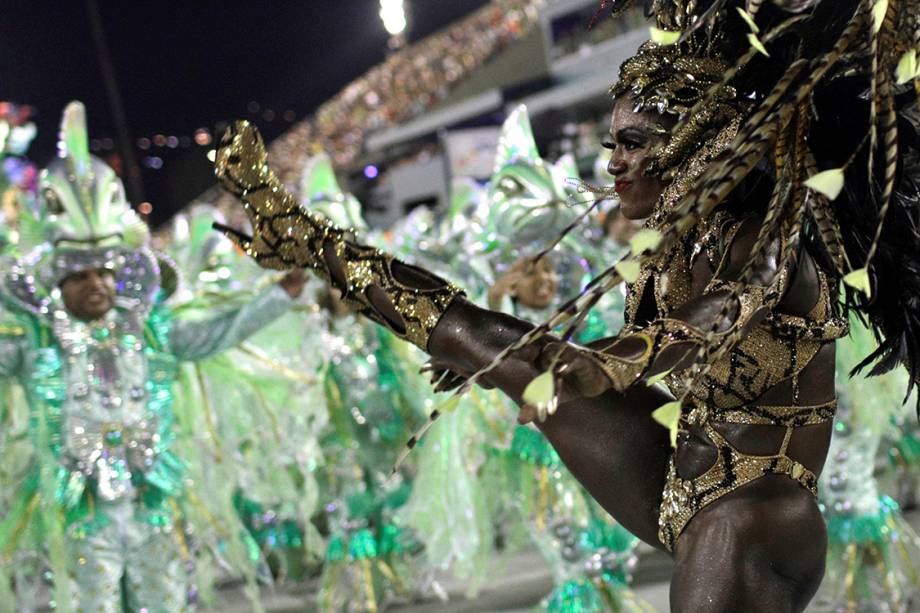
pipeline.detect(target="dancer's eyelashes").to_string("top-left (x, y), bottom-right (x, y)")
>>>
top-left (602, 129), bottom-right (648, 152)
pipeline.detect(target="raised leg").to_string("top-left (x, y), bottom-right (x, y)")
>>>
top-left (670, 475), bottom-right (827, 613)
top-left (429, 299), bottom-right (673, 549)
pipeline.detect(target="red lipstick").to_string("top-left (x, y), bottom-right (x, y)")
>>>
top-left (614, 180), bottom-right (633, 194)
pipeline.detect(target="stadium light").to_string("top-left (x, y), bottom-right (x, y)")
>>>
top-left (379, 0), bottom-right (407, 36)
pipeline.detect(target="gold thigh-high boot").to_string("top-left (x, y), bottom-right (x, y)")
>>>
top-left (213, 121), bottom-right (463, 351)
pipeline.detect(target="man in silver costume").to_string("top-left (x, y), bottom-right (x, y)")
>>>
top-left (0, 102), bottom-right (305, 612)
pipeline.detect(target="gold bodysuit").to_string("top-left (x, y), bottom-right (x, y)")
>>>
top-left (621, 211), bottom-right (849, 551)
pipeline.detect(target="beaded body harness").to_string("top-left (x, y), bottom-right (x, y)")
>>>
top-left (623, 211), bottom-right (849, 550)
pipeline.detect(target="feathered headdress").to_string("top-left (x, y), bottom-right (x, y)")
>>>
top-left (481, 105), bottom-right (602, 297)
top-left (2, 102), bottom-right (163, 318)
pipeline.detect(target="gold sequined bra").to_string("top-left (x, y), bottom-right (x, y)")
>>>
top-left (621, 214), bottom-right (848, 551)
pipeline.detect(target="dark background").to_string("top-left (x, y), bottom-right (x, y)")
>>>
top-left (2, 1), bottom-right (490, 226)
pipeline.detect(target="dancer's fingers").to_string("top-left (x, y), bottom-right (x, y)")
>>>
top-left (538, 341), bottom-right (615, 401)
top-left (435, 373), bottom-right (466, 392)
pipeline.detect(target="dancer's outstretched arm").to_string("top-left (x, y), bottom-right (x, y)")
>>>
top-left (212, 122), bottom-right (774, 397)
top-left (213, 121), bottom-right (673, 546)
top-left (212, 121), bottom-right (818, 549)
top-left (170, 272), bottom-right (304, 362)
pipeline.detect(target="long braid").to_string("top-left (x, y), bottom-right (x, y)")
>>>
top-left (863, 48), bottom-right (900, 270)
top-left (804, 150), bottom-right (852, 274)
top-left (866, 0), bottom-right (893, 176)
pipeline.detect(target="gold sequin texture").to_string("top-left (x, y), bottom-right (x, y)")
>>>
top-left (214, 120), bottom-right (463, 350)
top-left (657, 423), bottom-right (819, 551)
top-left (635, 222), bottom-right (847, 551)
top-left (618, 190), bottom-right (847, 551)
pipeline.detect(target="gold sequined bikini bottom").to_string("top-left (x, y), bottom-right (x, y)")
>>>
top-left (656, 404), bottom-right (832, 552)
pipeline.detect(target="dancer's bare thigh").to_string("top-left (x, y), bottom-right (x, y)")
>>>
top-left (670, 475), bottom-right (827, 613)
top-left (538, 384), bottom-right (673, 549)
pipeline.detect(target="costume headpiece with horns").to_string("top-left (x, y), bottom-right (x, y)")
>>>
top-left (2, 101), bottom-right (166, 318)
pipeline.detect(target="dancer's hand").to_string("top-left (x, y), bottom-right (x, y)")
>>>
top-left (212, 121), bottom-right (321, 271)
top-left (517, 340), bottom-right (624, 424)
top-left (279, 268), bottom-right (307, 298)
top-left (421, 360), bottom-right (480, 393)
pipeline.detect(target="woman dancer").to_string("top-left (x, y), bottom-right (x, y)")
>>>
top-left (213, 1), bottom-right (920, 610)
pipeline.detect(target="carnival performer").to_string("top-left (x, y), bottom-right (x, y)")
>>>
top-left (213, 1), bottom-right (920, 610)
top-left (0, 102), bottom-right (306, 613)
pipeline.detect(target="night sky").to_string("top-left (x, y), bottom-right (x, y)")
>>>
top-left (3, 1), bottom-right (490, 226)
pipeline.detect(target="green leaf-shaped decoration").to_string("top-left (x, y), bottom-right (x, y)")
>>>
top-left (645, 367), bottom-right (674, 387)
top-left (437, 394), bottom-right (462, 414)
top-left (896, 49), bottom-right (919, 85)
top-left (301, 152), bottom-right (342, 201)
top-left (629, 228), bottom-right (663, 255)
top-left (553, 153), bottom-right (579, 184)
top-left (747, 33), bottom-right (769, 57)
top-left (522, 370), bottom-right (555, 408)
top-left (649, 27), bottom-right (680, 46)
top-left (652, 401), bottom-right (682, 447)
top-left (872, 0), bottom-right (889, 34)
top-left (60, 101), bottom-right (91, 184)
top-left (615, 260), bottom-right (641, 283)
top-left (494, 104), bottom-right (540, 172)
top-left (804, 168), bottom-right (845, 200)
top-left (843, 267), bottom-right (872, 298)
top-left (299, 152), bottom-right (368, 231)
top-left (736, 7), bottom-right (759, 33)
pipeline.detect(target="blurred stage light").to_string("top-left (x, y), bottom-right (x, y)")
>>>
top-left (143, 156), bottom-right (163, 169)
top-left (363, 164), bottom-right (379, 179)
top-left (194, 129), bottom-right (212, 146)
top-left (379, 0), bottom-right (406, 36)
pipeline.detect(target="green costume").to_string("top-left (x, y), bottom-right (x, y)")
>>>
top-left (0, 102), bottom-right (293, 612)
